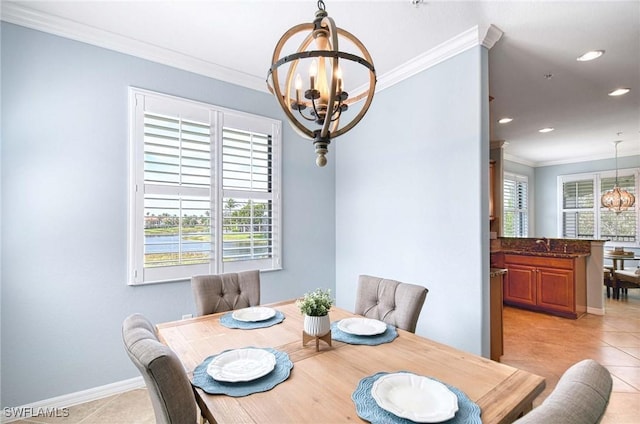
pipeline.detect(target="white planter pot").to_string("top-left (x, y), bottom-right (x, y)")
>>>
top-left (303, 314), bottom-right (330, 337)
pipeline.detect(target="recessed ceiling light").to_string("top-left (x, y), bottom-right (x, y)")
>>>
top-left (539, 127), bottom-right (554, 133)
top-left (608, 88), bottom-right (631, 96)
top-left (577, 50), bottom-right (605, 61)
top-left (498, 117), bottom-right (513, 124)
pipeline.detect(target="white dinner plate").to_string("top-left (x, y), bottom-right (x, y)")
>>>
top-left (232, 307), bottom-right (276, 322)
top-left (371, 373), bottom-right (459, 423)
top-left (337, 317), bottom-right (387, 336)
top-left (207, 348), bottom-right (276, 382)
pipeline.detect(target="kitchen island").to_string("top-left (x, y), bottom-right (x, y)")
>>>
top-left (491, 238), bottom-right (592, 319)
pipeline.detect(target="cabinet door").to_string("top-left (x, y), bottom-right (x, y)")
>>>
top-left (537, 267), bottom-right (574, 314)
top-left (503, 264), bottom-right (537, 306)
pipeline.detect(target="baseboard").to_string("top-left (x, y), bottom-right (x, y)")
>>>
top-left (587, 306), bottom-right (605, 316)
top-left (1, 377), bottom-right (145, 423)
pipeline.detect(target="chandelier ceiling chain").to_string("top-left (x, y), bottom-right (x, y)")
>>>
top-left (600, 140), bottom-right (636, 214)
top-left (267, 0), bottom-right (376, 167)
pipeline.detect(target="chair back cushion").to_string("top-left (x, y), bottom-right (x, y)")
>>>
top-left (354, 275), bottom-right (428, 333)
top-left (122, 314), bottom-right (197, 424)
top-left (513, 359), bottom-right (612, 424)
top-left (191, 270), bottom-right (260, 316)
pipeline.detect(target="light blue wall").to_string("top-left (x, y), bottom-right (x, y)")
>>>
top-left (535, 155), bottom-right (640, 237)
top-left (1, 23), bottom-right (335, 407)
top-left (335, 47), bottom-right (490, 355)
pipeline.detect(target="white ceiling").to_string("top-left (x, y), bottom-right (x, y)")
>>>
top-left (3, 0), bottom-right (639, 167)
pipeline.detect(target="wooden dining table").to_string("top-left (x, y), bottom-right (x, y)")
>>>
top-left (157, 300), bottom-right (545, 424)
top-left (604, 251), bottom-right (639, 271)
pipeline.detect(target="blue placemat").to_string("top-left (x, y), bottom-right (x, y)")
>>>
top-left (352, 371), bottom-right (481, 424)
top-left (192, 347), bottom-right (293, 397)
top-left (331, 321), bottom-right (398, 345)
top-left (220, 310), bottom-right (285, 329)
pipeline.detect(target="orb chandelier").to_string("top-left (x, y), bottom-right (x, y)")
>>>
top-left (601, 140), bottom-right (635, 213)
top-left (267, 0), bottom-right (376, 167)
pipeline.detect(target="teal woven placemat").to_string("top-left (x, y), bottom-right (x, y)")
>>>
top-left (352, 371), bottom-right (481, 423)
top-left (192, 347), bottom-right (293, 397)
top-left (331, 320), bottom-right (398, 345)
top-left (220, 310), bottom-right (285, 329)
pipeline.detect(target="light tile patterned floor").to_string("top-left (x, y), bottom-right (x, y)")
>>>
top-left (14, 288), bottom-right (639, 423)
top-left (501, 288), bottom-right (640, 423)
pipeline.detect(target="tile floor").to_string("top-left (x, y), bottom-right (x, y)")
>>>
top-left (14, 288), bottom-right (640, 423)
top-left (501, 288), bottom-right (640, 424)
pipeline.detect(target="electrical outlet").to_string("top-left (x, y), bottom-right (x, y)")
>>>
top-left (181, 314), bottom-right (193, 320)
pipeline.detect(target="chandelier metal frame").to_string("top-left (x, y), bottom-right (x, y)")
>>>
top-left (600, 140), bottom-right (636, 214)
top-left (267, 0), bottom-right (376, 166)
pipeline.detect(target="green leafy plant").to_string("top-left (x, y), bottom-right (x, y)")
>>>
top-left (296, 288), bottom-right (333, 316)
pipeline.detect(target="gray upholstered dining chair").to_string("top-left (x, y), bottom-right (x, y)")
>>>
top-left (354, 274), bottom-right (428, 333)
top-left (191, 270), bottom-right (260, 317)
top-left (513, 359), bottom-right (612, 424)
top-left (122, 313), bottom-right (204, 424)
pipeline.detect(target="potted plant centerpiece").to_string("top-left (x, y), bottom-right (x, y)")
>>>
top-left (296, 288), bottom-right (333, 337)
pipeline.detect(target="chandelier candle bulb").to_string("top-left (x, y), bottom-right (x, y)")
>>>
top-left (295, 74), bottom-right (302, 102)
top-left (309, 60), bottom-right (317, 90)
top-left (336, 66), bottom-right (343, 93)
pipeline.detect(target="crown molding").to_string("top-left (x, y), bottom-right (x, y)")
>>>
top-left (2, 2), bottom-right (503, 96)
top-left (504, 150), bottom-right (640, 168)
top-left (482, 24), bottom-right (503, 49)
top-left (502, 153), bottom-right (538, 168)
top-left (0, 2), bottom-right (266, 92)
top-left (376, 24), bottom-right (503, 93)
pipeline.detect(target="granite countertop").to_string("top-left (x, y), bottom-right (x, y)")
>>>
top-left (497, 249), bottom-right (590, 258)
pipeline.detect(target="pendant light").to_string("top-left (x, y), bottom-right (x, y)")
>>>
top-left (601, 140), bottom-right (636, 213)
top-left (267, 0), bottom-right (376, 167)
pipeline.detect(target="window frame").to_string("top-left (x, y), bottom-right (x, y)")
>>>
top-left (557, 168), bottom-right (638, 246)
top-left (128, 88), bottom-right (282, 285)
top-left (503, 172), bottom-right (529, 237)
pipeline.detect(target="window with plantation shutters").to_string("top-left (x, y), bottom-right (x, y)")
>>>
top-left (503, 173), bottom-right (528, 237)
top-left (221, 125), bottom-right (277, 271)
top-left (559, 170), bottom-right (638, 245)
top-left (600, 174), bottom-right (636, 242)
top-left (561, 178), bottom-right (595, 239)
top-left (128, 88), bottom-right (281, 285)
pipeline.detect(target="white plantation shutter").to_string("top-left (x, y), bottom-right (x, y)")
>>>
top-left (503, 173), bottom-right (528, 237)
top-left (559, 171), bottom-right (638, 244)
top-left (600, 174), bottom-right (636, 242)
top-left (129, 89), bottom-right (281, 285)
top-left (221, 124), bottom-right (278, 272)
top-left (561, 179), bottom-right (595, 239)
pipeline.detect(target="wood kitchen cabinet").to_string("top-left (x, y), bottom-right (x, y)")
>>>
top-left (502, 254), bottom-right (586, 319)
top-left (490, 268), bottom-right (505, 361)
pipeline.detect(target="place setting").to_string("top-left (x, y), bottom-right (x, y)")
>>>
top-left (219, 306), bottom-right (285, 329)
top-left (192, 346), bottom-right (293, 397)
top-left (352, 371), bottom-right (481, 423)
top-left (331, 317), bottom-right (398, 345)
